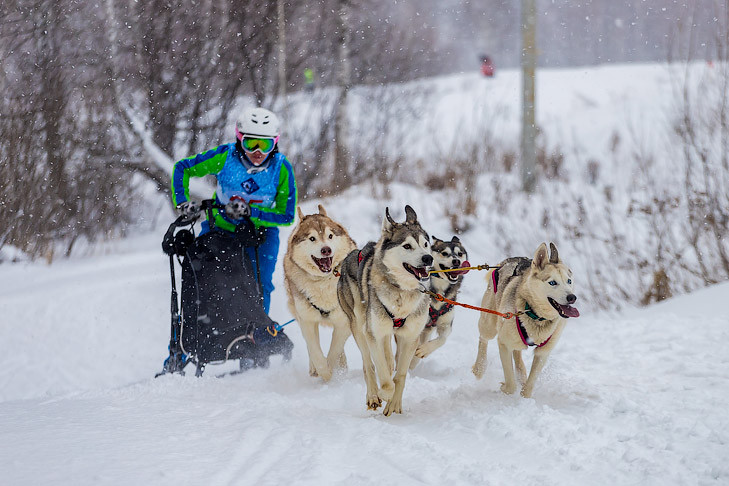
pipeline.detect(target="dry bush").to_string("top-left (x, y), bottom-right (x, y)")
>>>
top-left (424, 169), bottom-right (459, 191)
top-left (586, 159), bottom-right (601, 185)
top-left (501, 151), bottom-right (517, 172)
top-left (537, 146), bottom-right (565, 180)
top-left (641, 269), bottom-right (673, 305)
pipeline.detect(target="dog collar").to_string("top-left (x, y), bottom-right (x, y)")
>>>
top-left (426, 303), bottom-right (454, 328)
top-left (516, 315), bottom-right (552, 347)
top-left (306, 295), bottom-right (332, 317)
top-left (524, 302), bottom-right (545, 321)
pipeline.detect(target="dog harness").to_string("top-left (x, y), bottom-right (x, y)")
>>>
top-left (306, 295), bottom-right (332, 317)
top-left (516, 303), bottom-right (551, 347)
top-left (357, 249), bottom-right (405, 327)
top-left (382, 304), bottom-right (405, 328)
top-left (426, 303), bottom-right (454, 328)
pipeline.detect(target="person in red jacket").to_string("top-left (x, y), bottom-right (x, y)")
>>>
top-left (480, 55), bottom-right (495, 77)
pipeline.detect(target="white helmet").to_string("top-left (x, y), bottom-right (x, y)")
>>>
top-left (235, 107), bottom-right (280, 139)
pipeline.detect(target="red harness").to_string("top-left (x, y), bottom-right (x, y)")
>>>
top-left (426, 303), bottom-right (454, 328)
top-left (516, 315), bottom-right (552, 347)
top-left (493, 268), bottom-right (551, 347)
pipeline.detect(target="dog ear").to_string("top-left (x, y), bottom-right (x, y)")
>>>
top-left (317, 204), bottom-right (327, 217)
top-left (549, 242), bottom-right (559, 264)
top-left (404, 205), bottom-right (418, 224)
top-left (431, 235), bottom-right (443, 244)
top-left (533, 243), bottom-right (549, 270)
top-left (383, 207), bottom-right (396, 232)
top-left (297, 207), bottom-right (305, 221)
top-left (451, 235), bottom-right (460, 243)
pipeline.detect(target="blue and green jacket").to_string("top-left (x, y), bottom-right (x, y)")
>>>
top-left (171, 143), bottom-right (297, 232)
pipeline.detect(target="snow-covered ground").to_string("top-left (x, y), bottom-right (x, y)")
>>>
top-left (1, 188), bottom-right (728, 485)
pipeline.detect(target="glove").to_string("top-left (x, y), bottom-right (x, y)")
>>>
top-left (225, 197), bottom-right (251, 219)
top-left (177, 200), bottom-right (202, 219)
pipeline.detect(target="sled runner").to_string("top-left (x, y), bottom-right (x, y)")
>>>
top-left (156, 200), bottom-right (292, 378)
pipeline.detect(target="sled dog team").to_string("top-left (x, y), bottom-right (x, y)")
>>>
top-left (284, 205), bottom-right (580, 416)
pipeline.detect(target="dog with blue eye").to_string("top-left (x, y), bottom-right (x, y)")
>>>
top-left (472, 243), bottom-right (580, 398)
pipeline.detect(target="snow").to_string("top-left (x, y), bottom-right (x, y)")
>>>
top-left (2, 191), bottom-right (728, 485)
top-left (2, 63), bottom-right (728, 484)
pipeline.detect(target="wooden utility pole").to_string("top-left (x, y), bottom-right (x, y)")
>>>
top-left (521, 0), bottom-right (537, 193)
top-left (333, 0), bottom-right (352, 191)
top-left (277, 0), bottom-right (287, 120)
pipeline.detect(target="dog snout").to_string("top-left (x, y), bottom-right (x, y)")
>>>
top-left (321, 246), bottom-right (332, 257)
top-left (422, 254), bottom-right (433, 266)
top-left (566, 294), bottom-right (577, 304)
top-left (451, 258), bottom-right (460, 267)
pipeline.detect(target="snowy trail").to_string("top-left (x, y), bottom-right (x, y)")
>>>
top-left (1, 231), bottom-right (728, 485)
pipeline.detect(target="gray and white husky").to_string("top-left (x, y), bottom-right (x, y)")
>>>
top-left (410, 235), bottom-right (470, 370)
top-left (472, 242), bottom-right (580, 398)
top-left (337, 205), bottom-right (433, 415)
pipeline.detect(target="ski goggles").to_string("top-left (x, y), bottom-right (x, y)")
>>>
top-left (239, 135), bottom-right (278, 154)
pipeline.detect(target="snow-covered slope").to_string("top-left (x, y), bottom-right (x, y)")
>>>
top-left (1, 191), bottom-right (727, 485)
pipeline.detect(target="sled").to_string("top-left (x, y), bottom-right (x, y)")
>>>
top-left (156, 200), bottom-right (292, 378)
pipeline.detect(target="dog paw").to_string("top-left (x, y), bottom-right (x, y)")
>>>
top-left (500, 382), bottom-right (516, 395)
top-left (318, 366), bottom-right (333, 382)
top-left (383, 399), bottom-right (402, 416)
top-left (472, 364), bottom-right (484, 379)
top-left (367, 395), bottom-right (382, 410)
top-left (414, 345), bottom-right (432, 359)
top-left (379, 382), bottom-right (395, 401)
top-left (520, 386), bottom-right (533, 398)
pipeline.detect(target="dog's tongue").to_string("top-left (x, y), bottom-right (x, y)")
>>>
top-left (314, 256), bottom-right (332, 273)
top-left (450, 261), bottom-right (471, 276)
top-left (560, 304), bottom-right (580, 318)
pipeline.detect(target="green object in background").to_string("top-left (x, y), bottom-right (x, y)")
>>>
top-left (304, 68), bottom-right (314, 88)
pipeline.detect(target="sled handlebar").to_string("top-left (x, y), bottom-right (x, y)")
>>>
top-left (180, 199), bottom-right (251, 224)
top-left (162, 200), bottom-right (220, 255)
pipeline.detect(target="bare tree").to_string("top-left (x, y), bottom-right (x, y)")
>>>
top-left (102, 0), bottom-right (281, 195)
top-left (0, 0), bottom-right (137, 260)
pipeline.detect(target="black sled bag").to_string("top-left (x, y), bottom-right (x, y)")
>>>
top-left (179, 230), bottom-right (273, 363)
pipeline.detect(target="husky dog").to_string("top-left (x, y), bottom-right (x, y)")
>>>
top-left (410, 235), bottom-right (470, 369)
top-left (472, 242), bottom-right (580, 398)
top-left (284, 205), bottom-right (356, 381)
top-left (337, 205), bottom-right (433, 415)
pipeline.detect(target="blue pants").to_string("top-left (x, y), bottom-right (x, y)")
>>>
top-left (200, 221), bottom-right (279, 314)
